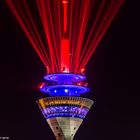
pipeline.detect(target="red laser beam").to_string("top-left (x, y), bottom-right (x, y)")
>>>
top-left (78, 0), bottom-right (124, 73)
top-left (6, 0), bottom-right (124, 74)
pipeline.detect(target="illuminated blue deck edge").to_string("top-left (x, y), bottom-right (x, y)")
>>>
top-left (43, 73), bottom-right (86, 83)
top-left (45, 114), bottom-right (86, 119)
top-left (41, 106), bottom-right (89, 119)
top-left (40, 85), bottom-right (90, 96)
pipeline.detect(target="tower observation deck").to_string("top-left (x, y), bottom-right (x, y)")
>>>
top-left (37, 73), bottom-right (93, 140)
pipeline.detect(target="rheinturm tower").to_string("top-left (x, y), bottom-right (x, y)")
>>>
top-left (5, 0), bottom-right (124, 139)
top-left (37, 1), bottom-right (93, 139)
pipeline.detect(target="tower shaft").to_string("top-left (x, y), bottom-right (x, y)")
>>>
top-left (47, 117), bottom-right (83, 140)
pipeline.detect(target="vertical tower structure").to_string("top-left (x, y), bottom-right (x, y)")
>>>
top-left (37, 74), bottom-right (93, 140)
top-left (5, 0), bottom-right (124, 139)
top-left (37, 1), bottom-right (93, 139)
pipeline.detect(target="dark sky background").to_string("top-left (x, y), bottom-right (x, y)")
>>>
top-left (0, 1), bottom-right (140, 140)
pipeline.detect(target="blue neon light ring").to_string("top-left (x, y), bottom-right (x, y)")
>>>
top-left (44, 73), bottom-right (86, 84)
top-left (40, 85), bottom-right (89, 96)
top-left (45, 113), bottom-right (86, 119)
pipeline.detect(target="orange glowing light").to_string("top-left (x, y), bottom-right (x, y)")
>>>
top-left (77, 82), bottom-right (82, 86)
top-left (62, 0), bottom-right (68, 4)
top-left (39, 83), bottom-right (46, 89)
top-left (81, 68), bottom-right (86, 74)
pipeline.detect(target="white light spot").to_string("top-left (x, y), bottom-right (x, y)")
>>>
top-left (64, 89), bottom-right (68, 93)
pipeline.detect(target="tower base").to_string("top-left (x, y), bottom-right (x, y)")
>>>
top-left (47, 117), bottom-right (83, 140)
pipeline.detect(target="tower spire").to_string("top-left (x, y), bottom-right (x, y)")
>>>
top-left (61, 0), bottom-right (70, 73)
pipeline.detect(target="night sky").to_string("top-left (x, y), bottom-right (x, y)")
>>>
top-left (0, 1), bottom-right (140, 140)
